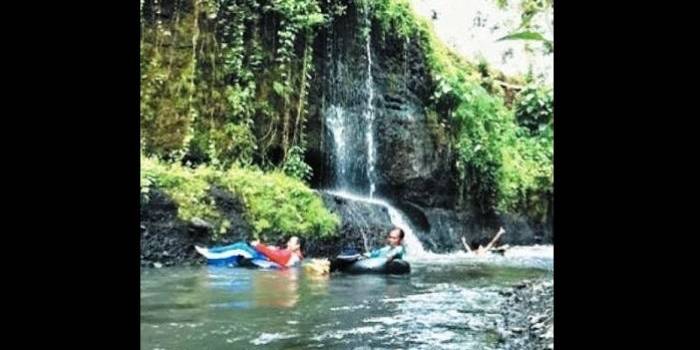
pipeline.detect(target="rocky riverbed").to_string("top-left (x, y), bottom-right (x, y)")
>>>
top-left (498, 278), bottom-right (554, 350)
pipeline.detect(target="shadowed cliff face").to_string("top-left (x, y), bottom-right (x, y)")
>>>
top-left (140, 1), bottom-right (553, 265)
top-left (305, 2), bottom-right (456, 209)
top-left (303, 1), bottom-right (551, 253)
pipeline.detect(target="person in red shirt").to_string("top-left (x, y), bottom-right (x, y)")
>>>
top-left (251, 236), bottom-right (304, 268)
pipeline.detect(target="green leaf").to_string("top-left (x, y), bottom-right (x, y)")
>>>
top-left (497, 31), bottom-right (549, 42)
top-left (273, 81), bottom-right (285, 96)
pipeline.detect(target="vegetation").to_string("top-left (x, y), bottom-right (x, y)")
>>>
top-left (141, 0), bottom-right (325, 169)
top-left (369, 0), bottom-right (553, 218)
top-left (141, 155), bottom-right (339, 239)
top-left (140, 0), bottom-right (553, 231)
top-left (494, 0), bottom-right (553, 53)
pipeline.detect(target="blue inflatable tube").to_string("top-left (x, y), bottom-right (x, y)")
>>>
top-left (194, 243), bottom-right (282, 269)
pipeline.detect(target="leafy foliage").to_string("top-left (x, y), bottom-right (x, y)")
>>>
top-left (140, 0), bottom-right (553, 223)
top-left (493, 0), bottom-right (553, 53)
top-left (371, 0), bottom-right (552, 215)
top-left (514, 84), bottom-right (553, 134)
top-left (141, 155), bottom-right (221, 225)
top-left (141, 0), bottom-right (323, 171)
top-left (215, 165), bottom-right (338, 238)
top-left (283, 145), bottom-right (313, 182)
top-left (141, 155), bottom-right (339, 239)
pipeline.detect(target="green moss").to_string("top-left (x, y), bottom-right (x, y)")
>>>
top-left (499, 124), bottom-right (553, 214)
top-left (141, 155), bottom-right (221, 225)
top-left (371, 0), bottom-right (552, 215)
top-left (141, 155), bottom-right (339, 240)
top-left (214, 166), bottom-right (339, 239)
top-left (141, 0), bottom-right (325, 169)
top-left (141, 0), bottom-right (552, 220)
top-left (140, 10), bottom-right (199, 157)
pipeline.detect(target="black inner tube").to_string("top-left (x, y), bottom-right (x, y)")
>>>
top-left (331, 256), bottom-right (411, 275)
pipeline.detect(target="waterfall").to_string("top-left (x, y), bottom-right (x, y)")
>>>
top-left (363, 11), bottom-right (377, 198)
top-left (326, 105), bottom-right (348, 190)
top-left (326, 191), bottom-right (427, 259)
top-left (322, 2), bottom-right (428, 258)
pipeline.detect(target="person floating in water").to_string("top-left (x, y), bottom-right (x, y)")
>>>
top-left (329, 227), bottom-right (407, 273)
top-left (250, 236), bottom-right (304, 267)
top-left (461, 227), bottom-right (507, 256)
top-left (196, 236), bottom-right (304, 268)
top-left (363, 227), bottom-right (406, 261)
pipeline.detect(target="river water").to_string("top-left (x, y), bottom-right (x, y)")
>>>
top-left (141, 246), bottom-right (552, 349)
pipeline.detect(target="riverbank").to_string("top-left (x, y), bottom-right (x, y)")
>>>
top-left (141, 260), bottom-right (552, 349)
top-left (498, 278), bottom-right (554, 350)
top-left (141, 186), bottom-right (553, 267)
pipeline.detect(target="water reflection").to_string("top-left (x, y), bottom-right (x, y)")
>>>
top-left (142, 251), bottom-right (553, 350)
top-left (141, 268), bottom-right (210, 324)
top-left (252, 269), bottom-right (300, 308)
top-left (304, 271), bottom-right (330, 297)
top-left (201, 266), bottom-right (334, 309)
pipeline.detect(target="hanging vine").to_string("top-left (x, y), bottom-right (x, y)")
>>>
top-left (140, 0), bottom-right (332, 176)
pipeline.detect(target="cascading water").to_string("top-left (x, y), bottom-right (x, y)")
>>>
top-left (322, 3), bottom-right (428, 259)
top-left (326, 105), bottom-right (348, 189)
top-left (363, 12), bottom-right (377, 198)
top-left (326, 191), bottom-right (428, 259)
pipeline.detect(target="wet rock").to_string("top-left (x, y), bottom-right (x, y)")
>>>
top-left (208, 186), bottom-right (252, 241)
top-left (413, 206), bottom-right (552, 252)
top-left (141, 188), bottom-right (251, 267)
top-left (303, 192), bottom-right (393, 257)
top-left (500, 279), bottom-right (554, 349)
top-left (190, 218), bottom-right (212, 230)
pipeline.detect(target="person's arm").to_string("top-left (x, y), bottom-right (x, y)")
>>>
top-left (385, 246), bottom-right (405, 261)
top-left (483, 227), bottom-right (506, 252)
top-left (461, 236), bottom-right (472, 253)
top-left (252, 243), bottom-right (291, 267)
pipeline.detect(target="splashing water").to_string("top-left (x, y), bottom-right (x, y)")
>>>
top-left (325, 190), bottom-right (428, 260)
top-left (325, 190), bottom-right (554, 270)
top-left (363, 10), bottom-right (377, 198)
top-left (326, 105), bottom-right (347, 188)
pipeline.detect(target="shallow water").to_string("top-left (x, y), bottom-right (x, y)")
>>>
top-left (141, 247), bottom-right (552, 349)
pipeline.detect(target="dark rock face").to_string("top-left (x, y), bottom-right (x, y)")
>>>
top-left (140, 189), bottom-right (207, 267)
top-left (371, 30), bottom-right (457, 209)
top-left (208, 185), bottom-right (253, 243)
top-left (306, 7), bottom-right (457, 208)
top-left (303, 5), bottom-right (554, 251)
top-left (416, 207), bottom-right (474, 252)
top-left (140, 187), bottom-right (255, 267)
top-left (304, 192), bottom-right (394, 257)
top-left (140, 187), bottom-right (394, 266)
top-left (405, 205), bottom-right (553, 253)
top-left (373, 107), bottom-right (456, 208)
top-left (141, 1), bottom-right (553, 266)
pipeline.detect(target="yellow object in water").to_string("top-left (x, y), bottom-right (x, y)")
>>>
top-left (303, 258), bottom-right (330, 275)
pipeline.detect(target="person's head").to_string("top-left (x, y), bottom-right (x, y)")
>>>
top-left (286, 236), bottom-right (303, 256)
top-left (387, 227), bottom-right (404, 247)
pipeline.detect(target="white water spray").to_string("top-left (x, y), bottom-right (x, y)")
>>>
top-left (326, 191), bottom-right (428, 260)
top-left (321, 5), bottom-right (429, 259)
top-left (363, 12), bottom-right (377, 198)
top-left (326, 105), bottom-right (347, 183)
